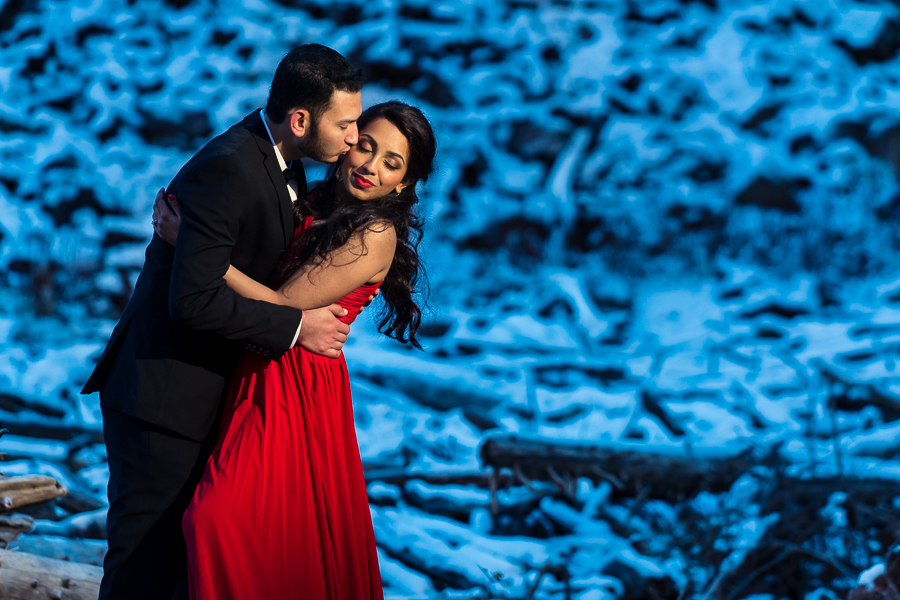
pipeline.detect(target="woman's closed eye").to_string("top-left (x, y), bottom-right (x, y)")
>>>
top-left (384, 161), bottom-right (399, 171)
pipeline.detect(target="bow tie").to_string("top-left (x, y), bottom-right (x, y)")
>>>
top-left (283, 162), bottom-right (308, 198)
top-left (283, 164), bottom-right (300, 184)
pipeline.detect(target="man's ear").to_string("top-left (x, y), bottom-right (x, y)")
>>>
top-left (289, 109), bottom-right (312, 137)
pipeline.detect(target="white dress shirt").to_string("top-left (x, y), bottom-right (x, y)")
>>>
top-left (261, 109), bottom-right (303, 348)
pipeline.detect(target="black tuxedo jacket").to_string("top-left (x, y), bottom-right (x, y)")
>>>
top-left (82, 110), bottom-right (303, 441)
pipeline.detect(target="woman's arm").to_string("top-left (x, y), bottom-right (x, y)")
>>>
top-left (221, 226), bottom-right (393, 310)
top-left (221, 266), bottom-right (282, 304)
top-left (152, 189), bottom-right (391, 310)
top-left (270, 224), bottom-right (395, 310)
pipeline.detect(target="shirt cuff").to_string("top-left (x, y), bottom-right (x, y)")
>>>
top-left (290, 318), bottom-right (302, 349)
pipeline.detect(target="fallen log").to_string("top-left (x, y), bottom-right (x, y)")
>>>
top-left (352, 358), bottom-right (505, 412)
top-left (0, 393), bottom-right (67, 418)
top-left (0, 550), bottom-right (101, 599)
top-left (402, 479), bottom-right (554, 520)
top-left (12, 535), bottom-right (106, 567)
top-left (0, 476), bottom-right (67, 513)
top-left (0, 418), bottom-right (103, 445)
top-left (31, 508), bottom-right (106, 539)
top-left (479, 434), bottom-right (759, 502)
top-left (0, 436), bottom-right (68, 461)
top-left (364, 467), bottom-right (515, 488)
top-left (1, 461), bottom-right (105, 515)
top-left (0, 514), bottom-right (34, 548)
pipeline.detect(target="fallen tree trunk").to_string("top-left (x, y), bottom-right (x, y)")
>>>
top-left (6, 461), bottom-right (106, 515)
top-left (31, 508), bottom-right (107, 540)
top-left (0, 393), bottom-right (67, 418)
top-left (402, 478), bottom-right (555, 519)
top-left (12, 535), bottom-right (106, 567)
top-left (0, 476), bottom-right (67, 513)
top-left (0, 418), bottom-right (103, 445)
top-left (0, 550), bottom-right (101, 599)
top-left (479, 434), bottom-right (759, 502)
top-left (364, 467), bottom-right (515, 488)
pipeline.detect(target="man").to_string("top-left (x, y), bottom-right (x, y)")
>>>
top-left (81, 45), bottom-right (363, 599)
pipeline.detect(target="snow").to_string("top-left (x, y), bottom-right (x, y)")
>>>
top-left (2, 0), bottom-right (900, 596)
top-left (834, 9), bottom-right (891, 48)
top-left (0, 435), bottom-right (68, 461)
top-left (858, 563), bottom-right (886, 587)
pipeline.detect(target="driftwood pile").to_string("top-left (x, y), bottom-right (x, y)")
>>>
top-left (364, 433), bottom-right (898, 599)
top-left (479, 434), bottom-right (760, 502)
top-left (0, 430), bottom-right (889, 598)
top-left (491, 435), bottom-right (900, 599)
top-left (0, 426), bottom-right (102, 600)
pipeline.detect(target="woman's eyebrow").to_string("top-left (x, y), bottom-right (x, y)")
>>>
top-left (360, 134), bottom-right (405, 163)
top-left (385, 150), bottom-right (406, 164)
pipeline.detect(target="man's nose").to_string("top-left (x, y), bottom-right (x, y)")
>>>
top-left (345, 124), bottom-right (358, 146)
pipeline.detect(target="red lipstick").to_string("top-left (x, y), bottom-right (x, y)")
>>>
top-left (353, 173), bottom-right (374, 189)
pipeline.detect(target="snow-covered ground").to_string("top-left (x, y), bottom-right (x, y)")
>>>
top-left (2, 0), bottom-right (900, 597)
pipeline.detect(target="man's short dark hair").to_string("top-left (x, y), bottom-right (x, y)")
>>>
top-left (266, 44), bottom-right (363, 125)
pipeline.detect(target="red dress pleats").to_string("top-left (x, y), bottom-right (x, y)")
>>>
top-left (182, 222), bottom-right (384, 599)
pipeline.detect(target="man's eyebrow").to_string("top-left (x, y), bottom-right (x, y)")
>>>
top-left (337, 118), bottom-right (358, 124)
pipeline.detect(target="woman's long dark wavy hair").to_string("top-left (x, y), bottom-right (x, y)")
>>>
top-left (278, 101), bottom-right (436, 349)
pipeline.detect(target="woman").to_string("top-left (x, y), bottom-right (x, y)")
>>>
top-left (153, 101), bottom-right (435, 599)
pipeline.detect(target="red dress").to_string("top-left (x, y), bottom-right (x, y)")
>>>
top-left (183, 219), bottom-right (384, 600)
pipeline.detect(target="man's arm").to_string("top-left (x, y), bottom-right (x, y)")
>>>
top-left (153, 187), bottom-right (352, 358)
top-left (168, 153), bottom-right (302, 359)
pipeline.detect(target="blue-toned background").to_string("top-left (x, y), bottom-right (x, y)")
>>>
top-left (2, 0), bottom-right (900, 598)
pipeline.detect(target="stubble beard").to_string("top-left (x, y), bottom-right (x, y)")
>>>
top-left (296, 117), bottom-right (335, 163)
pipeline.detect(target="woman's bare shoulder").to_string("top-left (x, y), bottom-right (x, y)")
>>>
top-left (359, 221), bottom-right (396, 251)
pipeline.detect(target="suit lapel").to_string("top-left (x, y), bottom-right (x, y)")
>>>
top-left (243, 111), bottom-right (294, 249)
